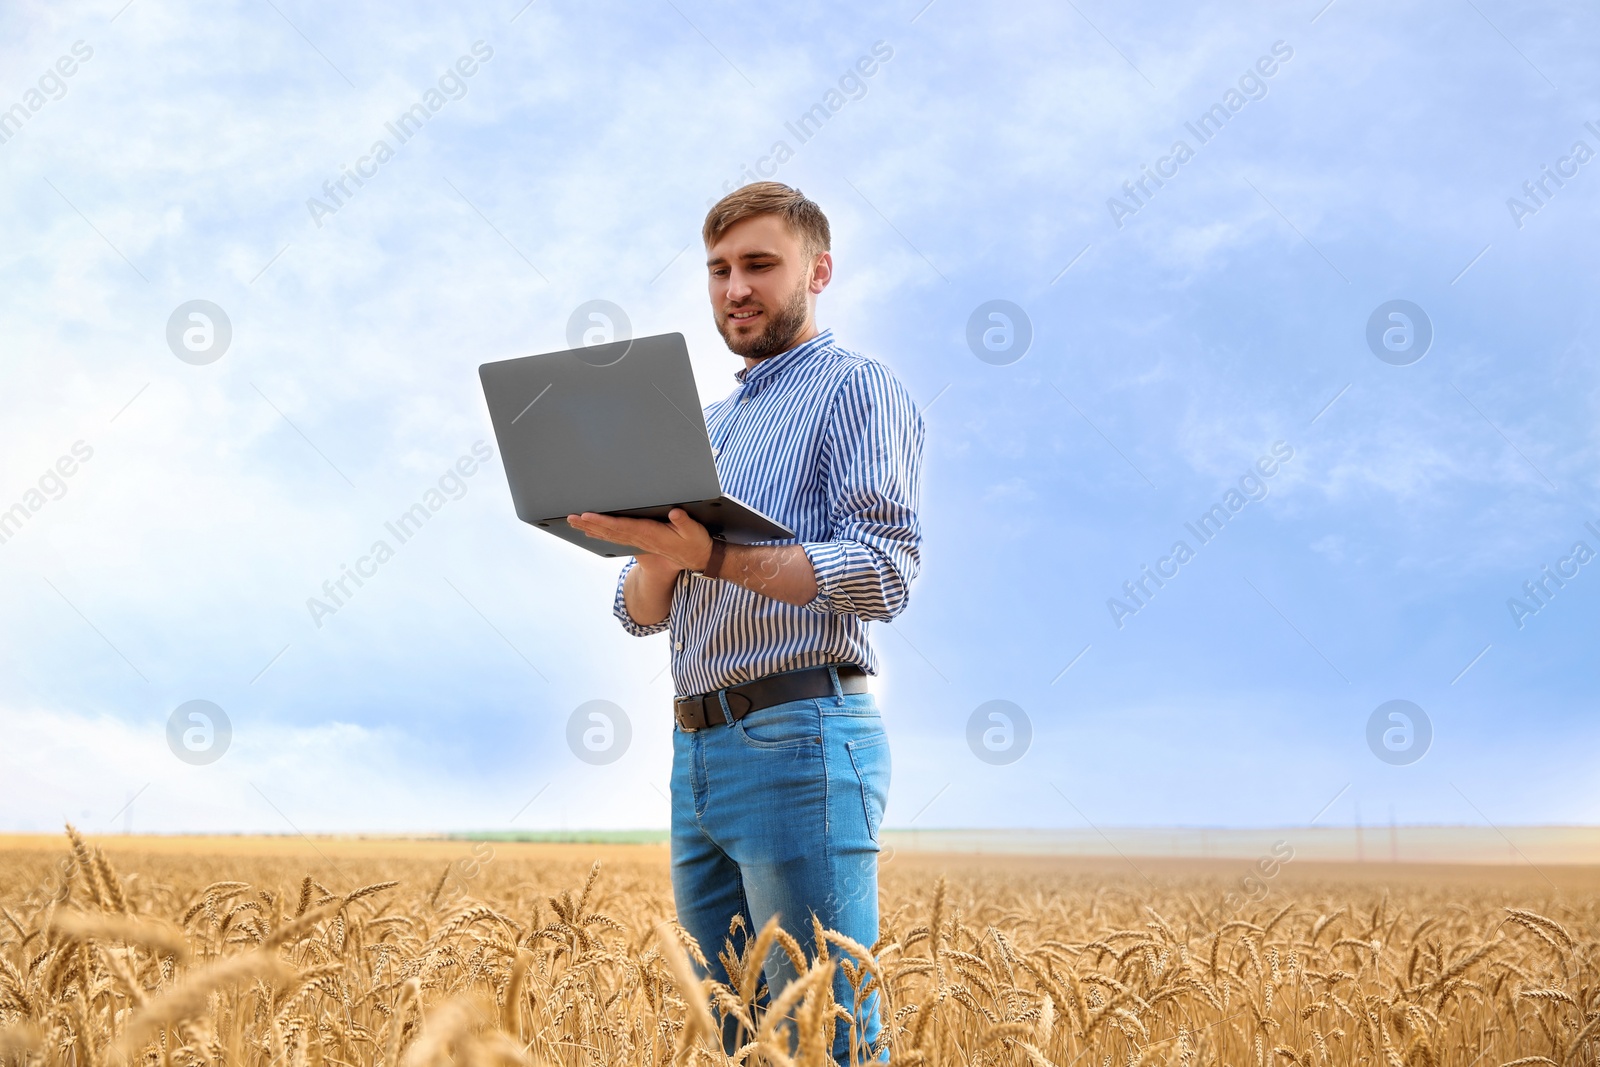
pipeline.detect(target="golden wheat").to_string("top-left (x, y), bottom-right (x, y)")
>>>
top-left (0, 828), bottom-right (1595, 1066)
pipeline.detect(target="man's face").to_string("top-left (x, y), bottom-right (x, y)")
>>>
top-left (707, 214), bottom-right (831, 361)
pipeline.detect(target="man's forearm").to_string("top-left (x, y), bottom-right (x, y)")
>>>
top-left (623, 563), bottom-right (678, 626)
top-left (716, 543), bottom-right (817, 606)
top-left (625, 542), bottom-right (819, 625)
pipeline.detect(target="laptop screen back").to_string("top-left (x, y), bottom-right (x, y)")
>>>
top-left (479, 332), bottom-right (722, 523)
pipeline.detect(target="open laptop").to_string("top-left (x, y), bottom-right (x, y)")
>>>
top-left (479, 332), bottom-right (795, 558)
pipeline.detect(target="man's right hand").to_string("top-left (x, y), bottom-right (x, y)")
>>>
top-left (568, 508), bottom-right (713, 573)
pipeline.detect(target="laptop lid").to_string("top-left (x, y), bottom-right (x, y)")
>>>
top-left (478, 332), bottom-right (722, 524)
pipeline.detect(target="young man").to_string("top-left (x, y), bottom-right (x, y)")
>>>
top-left (566, 182), bottom-right (925, 1064)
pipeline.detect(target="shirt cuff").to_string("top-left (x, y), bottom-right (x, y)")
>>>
top-left (799, 540), bottom-right (859, 615)
top-left (612, 560), bottom-right (671, 636)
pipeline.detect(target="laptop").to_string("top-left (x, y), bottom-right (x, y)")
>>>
top-left (479, 332), bottom-right (796, 558)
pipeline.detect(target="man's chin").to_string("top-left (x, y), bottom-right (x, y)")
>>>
top-left (719, 306), bottom-right (806, 360)
top-left (732, 339), bottom-right (780, 360)
top-left (722, 327), bottom-right (774, 359)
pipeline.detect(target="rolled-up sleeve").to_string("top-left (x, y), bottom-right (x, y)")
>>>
top-left (612, 558), bottom-right (671, 636)
top-left (800, 363), bottom-right (926, 620)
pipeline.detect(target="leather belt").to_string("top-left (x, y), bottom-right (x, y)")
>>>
top-left (674, 664), bottom-right (869, 731)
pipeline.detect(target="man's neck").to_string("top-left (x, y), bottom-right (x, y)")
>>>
top-left (742, 323), bottom-right (820, 371)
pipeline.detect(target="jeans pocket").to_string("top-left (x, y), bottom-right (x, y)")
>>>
top-left (846, 733), bottom-right (890, 843)
top-left (736, 698), bottom-right (824, 749)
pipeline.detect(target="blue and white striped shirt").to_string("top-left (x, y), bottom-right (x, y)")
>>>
top-left (612, 328), bottom-right (926, 698)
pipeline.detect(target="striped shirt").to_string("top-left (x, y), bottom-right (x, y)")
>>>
top-left (611, 327), bottom-right (926, 697)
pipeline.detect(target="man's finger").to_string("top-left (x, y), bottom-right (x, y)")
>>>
top-left (574, 514), bottom-right (632, 536)
top-left (573, 511), bottom-right (627, 528)
top-left (670, 508), bottom-right (711, 534)
top-left (570, 512), bottom-right (670, 547)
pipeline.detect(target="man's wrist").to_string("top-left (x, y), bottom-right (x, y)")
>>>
top-left (699, 539), bottom-right (727, 579)
top-left (635, 554), bottom-right (685, 581)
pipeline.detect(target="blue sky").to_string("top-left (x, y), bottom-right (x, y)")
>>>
top-left (1, 0), bottom-right (1596, 835)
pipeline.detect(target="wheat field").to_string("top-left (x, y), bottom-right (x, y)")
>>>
top-left (0, 829), bottom-right (1596, 1066)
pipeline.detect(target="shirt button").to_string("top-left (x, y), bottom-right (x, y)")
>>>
top-left (674, 640), bottom-right (684, 651)
top-left (739, 396), bottom-right (749, 405)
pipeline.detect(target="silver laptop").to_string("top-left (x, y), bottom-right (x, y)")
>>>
top-left (479, 332), bottom-right (795, 558)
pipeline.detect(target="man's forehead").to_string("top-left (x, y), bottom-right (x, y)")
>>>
top-left (705, 245), bottom-right (785, 266)
top-left (706, 214), bottom-right (803, 265)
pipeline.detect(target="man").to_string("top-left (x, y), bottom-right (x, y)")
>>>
top-left (566, 182), bottom-right (924, 1064)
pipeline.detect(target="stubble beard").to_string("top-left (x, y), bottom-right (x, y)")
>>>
top-left (717, 279), bottom-right (811, 362)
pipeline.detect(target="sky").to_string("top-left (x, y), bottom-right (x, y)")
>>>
top-left (0, 0), bottom-right (1596, 837)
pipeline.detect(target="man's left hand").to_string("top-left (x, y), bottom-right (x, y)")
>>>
top-left (566, 508), bottom-right (713, 572)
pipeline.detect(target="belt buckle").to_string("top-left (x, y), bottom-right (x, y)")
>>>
top-left (676, 692), bottom-right (723, 731)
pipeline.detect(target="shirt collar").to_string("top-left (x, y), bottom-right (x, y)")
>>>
top-left (733, 327), bottom-right (834, 386)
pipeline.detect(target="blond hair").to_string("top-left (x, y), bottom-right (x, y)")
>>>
top-left (702, 181), bottom-right (831, 258)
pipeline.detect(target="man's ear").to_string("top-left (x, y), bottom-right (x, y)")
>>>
top-left (810, 251), bottom-right (834, 295)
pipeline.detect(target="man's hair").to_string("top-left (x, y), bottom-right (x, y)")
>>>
top-left (702, 182), bottom-right (831, 258)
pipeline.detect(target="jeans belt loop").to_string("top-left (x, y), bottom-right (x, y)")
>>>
top-left (826, 664), bottom-right (843, 704)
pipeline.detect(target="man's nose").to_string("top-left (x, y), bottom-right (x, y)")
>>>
top-left (725, 272), bottom-right (753, 301)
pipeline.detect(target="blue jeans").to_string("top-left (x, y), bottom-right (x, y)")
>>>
top-left (670, 666), bottom-right (890, 1065)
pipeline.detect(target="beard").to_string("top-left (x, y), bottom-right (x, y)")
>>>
top-left (716, 279), bottom-right (811, 361)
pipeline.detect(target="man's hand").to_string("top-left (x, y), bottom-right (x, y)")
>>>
top-left (567, 508), bottom-right (713, 573)
top-left (577, 507), bottom-right (821, 623)
top-left (571, 509), bottom-right (712, 629)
